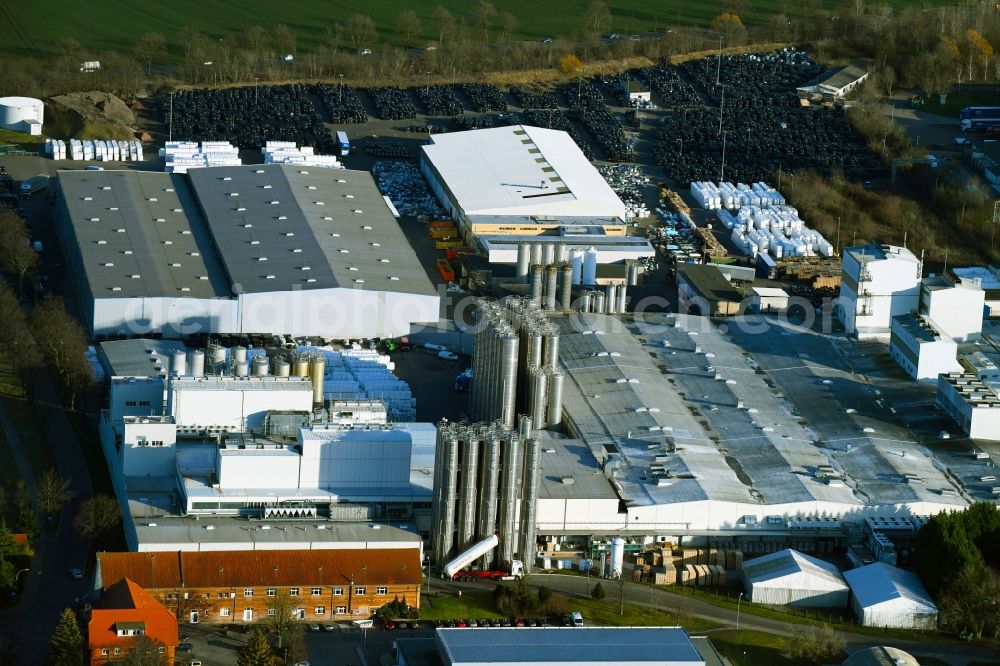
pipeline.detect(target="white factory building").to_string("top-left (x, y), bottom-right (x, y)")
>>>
top-left (936, 372), bottom-right (1000, 440)
top-left (95, 338), bottom-right (434, 552)
top-left (739, 549), bottom-right (849, 607)
top-left (56, 166), bottom-right (439, 339)
top-left (888, 313), bottom-right (960, 381)
top-left (0, 96), bottom-right (43, 135)
top-left (843, 563), bottom-right (938, 630)
top-left (952, 266), bottom-right (1000, 316)
top-left (838, 244), bottom-right (921, 339)
top-left (420, 125), bottom-right (627, 223)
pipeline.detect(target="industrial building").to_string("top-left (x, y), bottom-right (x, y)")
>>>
top-left (419, 126), bottom-right (643, 270)
top-left (426, 627), bottom-right (706, 666)
top-left (919, 274), bottom-right (985, 341)
top-left (739, 549), bottom-right (849, 607)
top-left (952, 266), bottom-right (1000, 316)
top-left (95, 549), bottom-right (423, 623)
top-left (796, 63), bottom-right (869, 99)
top-left (936, 372), bottom-right (1000, 440)
top-left (476, 229), bottom-right (654, 267)
top-left (0, 96), bottom-right (43, 135)
top-left (888, 314), bottom-right (960, 381)
top-left (676, 264), bottom-right (745, 316)
top-left (749, 286), bottom-right (789, 314)
top-left (420, 125), bottom-right (627, 224)
top-left (96, 338), bottom-right (434, 551)
top-left (56, 166), bottom-right (439, 338)
top-left (843, 563), bottom-right (938, 630)
top-left (838, 244), bottom-right (921, 339)
top-left (527, 312), bottom-right (969, 546)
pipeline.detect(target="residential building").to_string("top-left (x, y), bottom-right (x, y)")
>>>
top-left (89, 577), bottom-right (178, 665)
top-left (95, 549), bottom-right (422, 624)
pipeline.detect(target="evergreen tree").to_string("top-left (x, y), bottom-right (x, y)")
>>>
top-left (591, 582), bottom-right (605, 600)
top-left (237, 628), bottom-right (275, 666)
top-left (49, 608), bottom-right (84, 666)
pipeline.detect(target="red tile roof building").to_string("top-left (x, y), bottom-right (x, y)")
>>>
top-left (88, 578), bottom-right (179, 665)
top-left (96, 548), bottom-right (422, 624)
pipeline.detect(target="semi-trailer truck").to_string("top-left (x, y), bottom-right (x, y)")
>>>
top-left (442, 533), bottom-right (525, 581)
top-left (960, 106), bottom-right (1000, 131)
top-left (19, 175), bottom-right (50, 200)
top-left (337, 131), bottom-right (350, 157)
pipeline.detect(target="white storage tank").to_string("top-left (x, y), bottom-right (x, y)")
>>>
top-left (0, 97), bottom-right (44, 135)
top-left (582, 247), bottom-right (598, 286)
top-left (610, 537), bottom-right (625, 578)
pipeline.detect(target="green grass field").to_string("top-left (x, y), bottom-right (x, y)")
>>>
top-left (0, 0), bottom-right (958, 59)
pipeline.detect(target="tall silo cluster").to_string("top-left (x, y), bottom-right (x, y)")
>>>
top-left (468, 297), bottom-right (563, 429)
top-left (431, 416), bottom-right (541, 571)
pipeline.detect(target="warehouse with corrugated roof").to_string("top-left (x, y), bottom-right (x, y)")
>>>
top-left (56, 165), bottom-right (439, 339)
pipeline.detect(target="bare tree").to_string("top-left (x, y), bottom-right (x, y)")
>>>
top-left (121, 635), bottom-right (168, 666)
top-left (265, 591), bottom-right (300, 649)
top-left (346, 14), bottom-right (377, 53)
top-left (583, 2), bottom-right (612, 41)
top-left (73, 495), bottom-right (120, 539)
top-left (273, 24), bottom-right (296, 57)
top-left (473, 1), bottom-right (498, 44)
top-left (35, 468), bottom-right (75, 516)
top-left (499, 12), bottom-right (519, 45)
top-left (0, 207), bottom-right (37, 297)
top-left (0, 284), bottom-right (37, 378)
top-left (433, 6), bottom-right (456, 48)
top-left (132, 33), bottom-right (166, 75)
top-left (395, 10), bottom-right (423, 48)
top-left (30, 298), bottom-right (92, 410)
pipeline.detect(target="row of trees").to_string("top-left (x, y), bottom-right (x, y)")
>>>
top-left (915, 502), bottom-right (1000, 639)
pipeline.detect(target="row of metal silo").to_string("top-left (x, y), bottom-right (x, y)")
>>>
top-left (170, 345), bottom-right (326, 406)
top-left (467, 300), bottom-right (520, 427)
top-left (517, 243), bottom-right (600, 286)
top-left (431, 417), bottom-right (541, 571)
top-left (577, 283), bottom-right (629, 314)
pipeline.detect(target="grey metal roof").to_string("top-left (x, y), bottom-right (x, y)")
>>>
top-left (99, 338), bottom-right (187, 377)
top-left (435, 627), bottom-right (704, 665)
top-left (535, 432), bottom-right (618, 501)
top-left (187, 165), bottom-right (435, 296)
top-left (58, 170), bottom-right (230, 299)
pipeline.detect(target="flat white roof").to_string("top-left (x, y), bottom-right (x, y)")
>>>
top-left (752, 287), bottom-right (790, 297)
top-left (421, 125), bottom-right (628, 219)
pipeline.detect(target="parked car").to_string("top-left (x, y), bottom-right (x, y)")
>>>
top-left (323, 624), bottom-right (336, 632)
top-left (382, 619), bottom-right (396, 630)
top-left (308, 623), bottom-right (320, 632)
top-left (177, 643), bottom-right (193, 653)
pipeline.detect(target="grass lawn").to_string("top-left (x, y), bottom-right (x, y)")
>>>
top-left (0, 129), bottom-right (43, 147)
top-left (709, 630), bottom-right (799, 666)
top-left (419, 588), bottom-right (720, 634)
top-left (0, 0), bottom-right (960, 59)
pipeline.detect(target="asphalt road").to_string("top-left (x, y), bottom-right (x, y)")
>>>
top-left (0, 371), bottom-right (93, 663)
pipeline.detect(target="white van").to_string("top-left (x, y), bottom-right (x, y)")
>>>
top-left (570, 611), bottom-right (583, 627)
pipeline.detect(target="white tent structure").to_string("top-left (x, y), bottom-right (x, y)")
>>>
top-left (843, 562), bottom-right (938, 630)
top-left (740, 548), bottom-right (849, 607)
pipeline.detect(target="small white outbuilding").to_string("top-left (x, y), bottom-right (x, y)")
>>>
top-left (843, 562), bottom-right (938, 630)
top-left (740, 548), bottom-right (849, 607)
top-left (0, 96), bottom-right (43, 135)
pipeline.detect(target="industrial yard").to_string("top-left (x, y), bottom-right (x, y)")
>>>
top-left (4, 4), bottom-right (1000, 663)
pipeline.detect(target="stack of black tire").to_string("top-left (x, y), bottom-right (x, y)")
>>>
top-left (367, 86), bottom-right (417, 120)
top-left (653, 50), bottom-right (883, 184)
top-left (460, 84), bottom-right (508, 112)
top-left (636, 63), bottom-right (702, 108)
top-left (167, 84), bottom-right (333, 150)
top-left (562, 79), bottom-right (630, 162)
top-left (417, 85), bottom-right (465, 116)
top-left (511, 87), bottom-right (560, 110)
top-left (365, 141), bottom-right (410, 158)
top-left (315, 83), bottom-right (368, 123)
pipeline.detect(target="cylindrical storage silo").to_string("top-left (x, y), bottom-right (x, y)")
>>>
top-left (516, 243), bottom-right (531, 282)
top-left (542, 243), bottom-right (555, 267)
top-left (531, 370), bottom-right (548, 429)
top-left (583, 247), bottom-right (598, 285)
top-left (0, 97), bottom-right (43, 133)
top-left (543, 334), bottom-right (559, 370)
top-left (617, 284), bottom-right (628, 313)
top-left (518, 414), bottom-right (533, 439)
top-left (530, 243), bottom-right (543, 267)
top-left (233, 346), bottom-right (248, 365)
top-left (295, 357), bottom-right (310, 378)
top-left (252, 356), bottom-right (269, 377)
top-left (211, 346), bottom-right (226, 365)
top-left (555, 244), bottom-right (568, 264)
top-left (273, 358), bottom-right (290, 377)
top-left (518, 436), bottom-right (542, 571)
top-left (544, 265), bottom-right (558, 310)
top-left (594, 290), bottom-right (606, 314)
top-left (499, 335), bottom-right (520, 428)
top-left (610, 537), bottom-right (625, 578)
top-left (570, 250), bottom-right (584, 285)
top-left (605, 284), bottom-right (617, 314)
top-left (527, 332), bottom-right (544, 370)
top-left (560, 264), bottom-right (573, 311)
top-left (171, 350), bottom-right (187, 376)
top-left (310, 356), bottom-right (326, 405)
top-left (547, 371), bottom-right (564, 426)
top-left (188, 350), bottom-right (205, 377)
top-left (626, 261), bottom-right (639, 286)
top-left (235, 362), bottom-right (249, 377)
top-left (529, 264), bottom-right (543, 305)
top-left (580, 290), bottom-right (592, 313)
